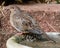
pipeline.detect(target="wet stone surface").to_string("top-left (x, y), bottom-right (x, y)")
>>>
top-left (13, 35), bottom-right (60, 48)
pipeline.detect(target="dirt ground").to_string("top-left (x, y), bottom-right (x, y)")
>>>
top-left (0, 4), bottom-right (60, 48)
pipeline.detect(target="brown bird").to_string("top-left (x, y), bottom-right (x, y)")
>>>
top-left (10, 6), bottom-right (56, 43)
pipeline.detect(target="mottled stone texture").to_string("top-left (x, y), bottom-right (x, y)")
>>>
top-left (0, 4), bottom-right (60, 48)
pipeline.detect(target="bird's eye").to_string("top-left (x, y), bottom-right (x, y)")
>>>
top-left (22, 21), bottom-right (28, 26)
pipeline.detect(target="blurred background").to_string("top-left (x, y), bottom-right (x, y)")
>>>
top-left (0, 0), bottom-right (60, 6)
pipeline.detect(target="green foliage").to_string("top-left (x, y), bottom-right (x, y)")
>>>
top-left (56, 0), bottom-right (60, 4)
top-left (13, 36), bottom-right (24, 43)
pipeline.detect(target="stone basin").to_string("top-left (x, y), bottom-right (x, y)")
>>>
top-left (6, 32), bottom-right (60, 48)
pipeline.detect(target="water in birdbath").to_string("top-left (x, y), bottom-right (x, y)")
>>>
top-left (13, 33), bottom-right (60, 48)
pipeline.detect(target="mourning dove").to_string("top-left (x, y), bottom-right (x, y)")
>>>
top-left (10, 6), bottom-right (56, 43)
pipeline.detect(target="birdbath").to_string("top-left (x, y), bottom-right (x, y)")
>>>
top-left (6, 32), bottom-right (60, 48)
